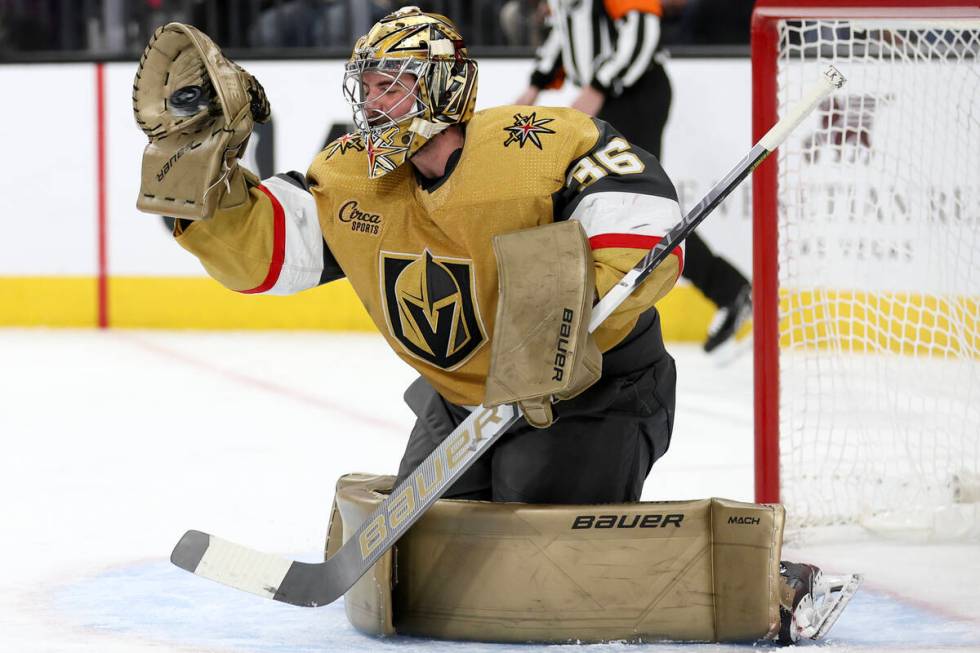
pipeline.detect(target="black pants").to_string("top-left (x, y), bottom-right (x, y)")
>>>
top-left (599, 64), bottom-right (748, 308)
top-left (395, 332), bottom-right (676, 504)
top-left (598, 63), bottom-right (671, 164)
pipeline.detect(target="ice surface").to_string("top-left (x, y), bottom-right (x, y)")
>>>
top-left (1, 329), bottom-right (977, 652)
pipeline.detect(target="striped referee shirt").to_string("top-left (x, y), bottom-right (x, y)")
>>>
top-left (530, 0), bottom-right (663, 97)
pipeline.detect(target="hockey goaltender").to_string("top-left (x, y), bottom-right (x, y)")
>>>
top-left (133, 5), bottom-right (860, 646)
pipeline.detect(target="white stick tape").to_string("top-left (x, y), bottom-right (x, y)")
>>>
top-left (759, 65), bottom-right (847, 152)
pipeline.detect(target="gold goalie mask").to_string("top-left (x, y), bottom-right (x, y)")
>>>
top-left (342, 6), bottom-right (479, 178)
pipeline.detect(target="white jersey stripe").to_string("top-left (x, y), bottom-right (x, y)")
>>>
top-left (260, 175), bottom-right (325, 296)
top-left (570, 190), bottom-right (685, 256)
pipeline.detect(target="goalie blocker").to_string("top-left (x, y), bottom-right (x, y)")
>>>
top-left (483, 220), bottom-right (602, 428)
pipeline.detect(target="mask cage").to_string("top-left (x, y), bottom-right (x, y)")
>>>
top-left (343, 57), bottom-right (428, 134)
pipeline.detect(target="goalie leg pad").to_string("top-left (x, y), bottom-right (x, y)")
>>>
top-left (324, 474), bottom-right (787, 643)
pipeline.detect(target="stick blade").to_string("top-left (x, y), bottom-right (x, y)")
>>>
top-left (171, 529), bottom-right (210, 572)
top-left (170, 530), bottom-right (295, 602)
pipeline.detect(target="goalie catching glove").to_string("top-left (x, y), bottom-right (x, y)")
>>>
top-left (133, 22), bottom-right (270, 220)
top-left (484, 221), bottom-right (602, 428)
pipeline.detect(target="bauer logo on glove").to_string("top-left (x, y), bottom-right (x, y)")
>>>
top-left (133, 23), bottom-right (270, 220)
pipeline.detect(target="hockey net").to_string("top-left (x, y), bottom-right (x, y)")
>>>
top-left (752, 2), bottom-right (980, 539)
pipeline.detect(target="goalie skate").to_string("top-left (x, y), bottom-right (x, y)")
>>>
top-left (778, 561), bottom-right (862, 645)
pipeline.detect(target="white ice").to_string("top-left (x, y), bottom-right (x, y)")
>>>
top-left (1, 329), bottom-right (977, 652)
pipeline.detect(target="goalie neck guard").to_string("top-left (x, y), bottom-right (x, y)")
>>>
top-left (342, 6), bottom-right (479, 179)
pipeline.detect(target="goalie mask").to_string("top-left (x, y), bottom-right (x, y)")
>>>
top-left (342, 6), bottom-right (479, 179)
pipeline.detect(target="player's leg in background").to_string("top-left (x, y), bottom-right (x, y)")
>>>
top-left (683, 232), bottom-right (752, 353)
top-left (597, 64), bottom-right (752, 354)
top-left (597, 63), bottom-right (670, 161)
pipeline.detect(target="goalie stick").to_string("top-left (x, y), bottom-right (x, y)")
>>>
top-left (171, 65), bottom-right (847, 609)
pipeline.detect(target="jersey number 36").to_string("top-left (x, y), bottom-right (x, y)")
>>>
top-left (569, 138), bottom-right (645, 189)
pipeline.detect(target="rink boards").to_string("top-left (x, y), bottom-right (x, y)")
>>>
top-left (0, 58), bottom-right (750, 339)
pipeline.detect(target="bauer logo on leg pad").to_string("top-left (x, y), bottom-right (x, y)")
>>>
top-left (571, 513), bottom-right (685, 529)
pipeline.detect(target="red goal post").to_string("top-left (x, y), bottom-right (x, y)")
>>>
top-left (751, 0), bottom-right (980, 534)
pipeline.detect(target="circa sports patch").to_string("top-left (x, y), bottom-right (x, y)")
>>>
top-left (380, 249), bottom-right (487, 370)
top-left (503, 111), bottom-right (556, 149)
top-left (336, 199), bottom-right (382, 236)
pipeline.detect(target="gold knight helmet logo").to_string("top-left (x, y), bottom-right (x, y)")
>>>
top-left (381, 249), bottom-right (486, 369)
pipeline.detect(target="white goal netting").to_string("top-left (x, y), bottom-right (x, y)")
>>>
top-left (773, 18), bottom-right (980, 537)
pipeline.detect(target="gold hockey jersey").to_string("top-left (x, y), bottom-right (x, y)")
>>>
top-left (175, 106), bottom-right (683, 406)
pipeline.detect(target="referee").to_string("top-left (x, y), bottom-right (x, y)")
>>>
top-left (516, 0), bottom-right (752, 353)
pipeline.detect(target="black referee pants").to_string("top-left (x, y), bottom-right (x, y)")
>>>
top-left (600, 65), bottom-right (748, 308)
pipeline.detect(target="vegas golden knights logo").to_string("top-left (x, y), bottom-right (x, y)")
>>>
top-left (381, 250), bottom-right (486, 369)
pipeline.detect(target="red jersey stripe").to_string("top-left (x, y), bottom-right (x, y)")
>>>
top-left (589, 233), bottom-right (684, 276)
top-left (240, 184), bottom-right (287, 294)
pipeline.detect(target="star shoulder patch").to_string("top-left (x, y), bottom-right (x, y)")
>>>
top-left (324, 132), bottom-right (364, 159)
top-left (503, 112), bottom-right (556, 150)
